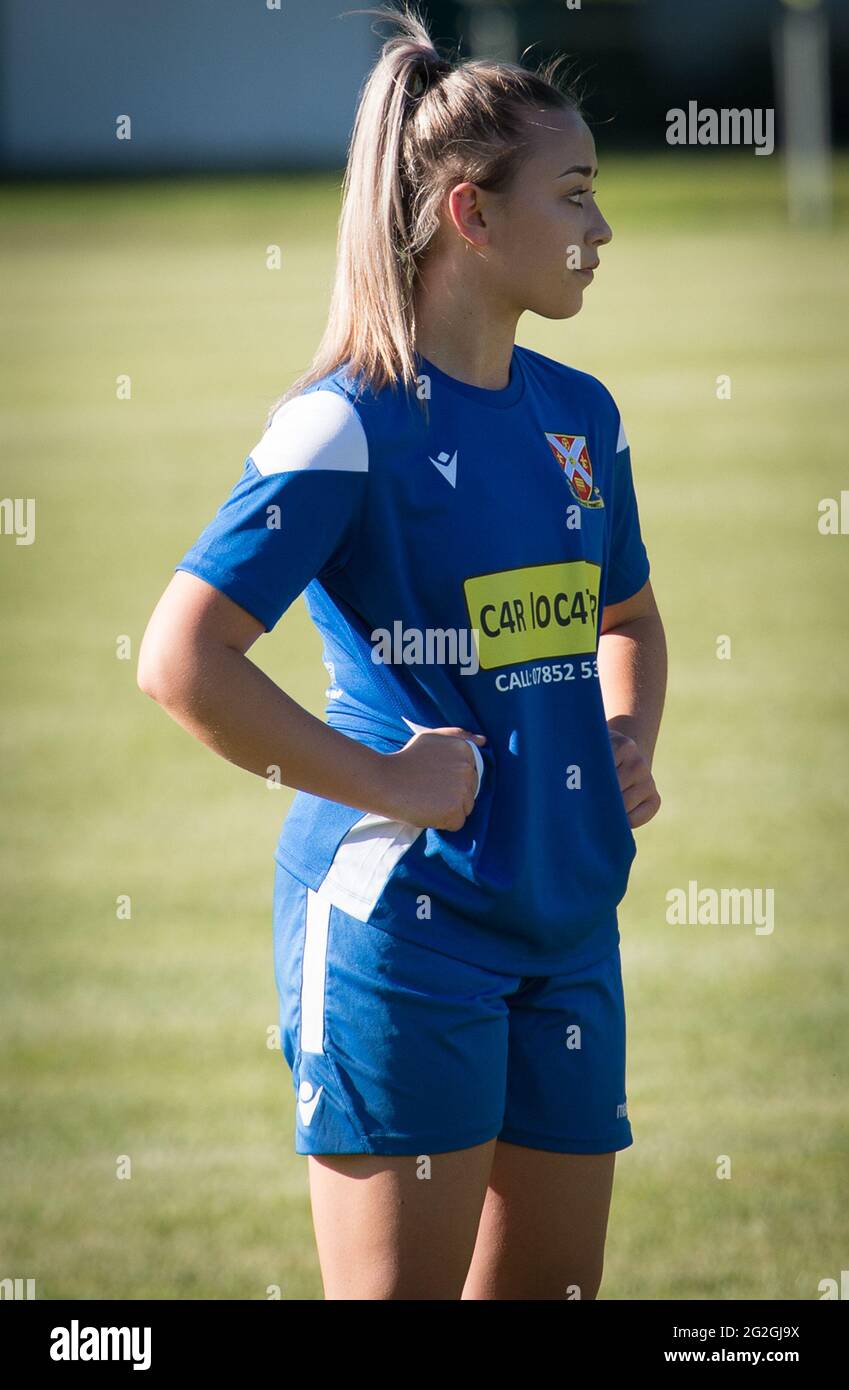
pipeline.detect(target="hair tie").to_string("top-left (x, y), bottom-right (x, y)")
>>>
top-left (408, 50), bottom-right (449, 100)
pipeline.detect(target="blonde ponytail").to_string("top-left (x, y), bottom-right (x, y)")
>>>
top-left (266, 2), bottom-right (582, 427)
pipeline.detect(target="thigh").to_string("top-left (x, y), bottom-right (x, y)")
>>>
top-left (272, 863), bottom-right (520, 1295)
top-left (499, 942), bottom-right (633, 1156)
top-left (309, 1140), bottom-right (497, 1299)
top-left (462, 1144), bottom-right (616, 1299)
top-left (462, 944), bottom-right (632, 1299)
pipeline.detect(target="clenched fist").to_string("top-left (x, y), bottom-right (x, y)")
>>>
top-left (377, 726), bottom-right (487, 831)
top-left (609, 727), bottom-right (661, 829)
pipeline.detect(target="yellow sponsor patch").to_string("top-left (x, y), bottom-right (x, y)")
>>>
top-left (464, 560), bottom-right (600, 670)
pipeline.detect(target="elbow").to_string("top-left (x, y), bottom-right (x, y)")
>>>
top-left (137, 633), bottom-right (177, 704)
top-left (138, 631), bottom-right (206, 708)
top-left (137, 652), bottom-right (164, 702)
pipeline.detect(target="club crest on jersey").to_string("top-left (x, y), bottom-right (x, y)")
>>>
top-left (545, 433), bottom-right (605, 508)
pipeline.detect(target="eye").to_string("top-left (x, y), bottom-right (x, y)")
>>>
top-left (565, 186), bottom-right (597, 207)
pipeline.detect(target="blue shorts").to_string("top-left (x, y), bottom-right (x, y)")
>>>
top-left (272, 861), bottom-right (634, 1157)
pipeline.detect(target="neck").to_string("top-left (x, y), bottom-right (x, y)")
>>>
top-left (412, 252), bottom-right (521, 390)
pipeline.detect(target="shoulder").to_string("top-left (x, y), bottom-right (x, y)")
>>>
top-left (250, 377), bottom-right (369, 478)
top-left (517, 345), bottom-right (627, 452)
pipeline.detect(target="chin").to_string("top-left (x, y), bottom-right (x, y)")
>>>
top-left (534, 292), bottom-right (584, 322)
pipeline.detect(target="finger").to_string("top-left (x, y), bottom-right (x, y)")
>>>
top-left (622, 781), bottom-right (652, 814)
top-left (610, 730), bottom-right (631, 760)
top-left (617, 742), bottom-right (649, 784)
top-left (612, 734), bottom-right (642, 768)
top-left (627, 791), bottom-right (661, 828)
top-left (612, 743), bottom-right (633, 771)
top-left (617, 765), bottom-right (644, 795)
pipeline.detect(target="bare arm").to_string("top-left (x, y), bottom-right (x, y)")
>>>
top-left (597, 577), bottom-right (667, 824)
top-left (137, 570), bottom-right (484, 830)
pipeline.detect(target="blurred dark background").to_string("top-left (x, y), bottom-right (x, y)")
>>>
top-left (1, 0), bottom-right (847, 176)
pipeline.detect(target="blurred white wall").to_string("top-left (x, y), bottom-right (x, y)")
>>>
top-left (1, 0), bottom-right (382, 173)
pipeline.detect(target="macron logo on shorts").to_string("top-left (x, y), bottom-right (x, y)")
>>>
top-left (298, 1080), bottom-right (324, 1126)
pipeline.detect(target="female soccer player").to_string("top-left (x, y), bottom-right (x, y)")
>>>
top-left (137, 3), bottom-right (667, 1299)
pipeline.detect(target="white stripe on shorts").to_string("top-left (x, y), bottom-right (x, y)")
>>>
top-left (300, 888), bottom-right (331, 1055)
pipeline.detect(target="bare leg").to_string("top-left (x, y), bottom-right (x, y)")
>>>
top-left (461, 1141), bottom-right (617, 1300)
top-left (308, 1138), bottom-right (497, 1299)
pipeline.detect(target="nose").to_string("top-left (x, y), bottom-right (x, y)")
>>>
top-left (589, 205), bottom-right (613, 249)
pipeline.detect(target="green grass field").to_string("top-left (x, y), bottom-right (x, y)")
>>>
top-left (2, 155), bottom-right (848, 1299)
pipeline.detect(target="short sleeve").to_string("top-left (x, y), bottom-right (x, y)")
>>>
top-left (604, 411), bottom-right (650, 607)
top-left (174, 388), bottom-right (368, 632)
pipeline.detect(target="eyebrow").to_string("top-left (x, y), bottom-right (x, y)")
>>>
top-left (556, 165), bottom-right (598, 178)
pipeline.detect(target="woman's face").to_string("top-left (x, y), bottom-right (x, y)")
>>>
top-left (452, 106), bottom-right (613, 322)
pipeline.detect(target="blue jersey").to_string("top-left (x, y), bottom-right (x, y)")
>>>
top-left (175, 344), bottom-right (651, 973)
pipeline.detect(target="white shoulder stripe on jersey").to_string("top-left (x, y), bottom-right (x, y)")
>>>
top-left (249, 389), bottom-right (368, 477)
top-left (616, 416), bottom-right (628, 454)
